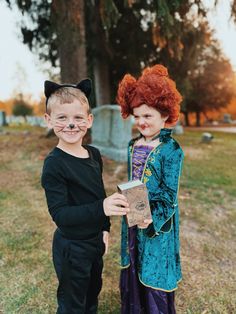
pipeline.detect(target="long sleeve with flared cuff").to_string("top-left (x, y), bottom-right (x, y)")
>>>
top-left (147, 147), bottom-right (184, 234)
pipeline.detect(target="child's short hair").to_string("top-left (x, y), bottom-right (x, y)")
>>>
top-left (46, 87), bottom-right (90, 114)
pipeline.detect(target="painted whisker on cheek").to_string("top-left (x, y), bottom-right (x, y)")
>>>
top-left (76, 121), bottom-right (87, 130)
top-left (54, 121), bottom-right (67, 132)
top-left (55, 121), bottom-right (67, 127)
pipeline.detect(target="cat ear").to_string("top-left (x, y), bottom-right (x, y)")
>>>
top-left (76, 79), bottom-right (92, 98)
top-left (44, 80), bottom-right (61, 98)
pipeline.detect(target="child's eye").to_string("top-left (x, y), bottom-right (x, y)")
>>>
top-left (58, 116), bottom-right (66, 120)
top-left (144, 115), bottom-right (152, 118)
top-left (75, 116), bottom-right (83, 120)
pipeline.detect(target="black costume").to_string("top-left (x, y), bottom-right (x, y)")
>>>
top-left (41, 145), bottom-right (110, 314)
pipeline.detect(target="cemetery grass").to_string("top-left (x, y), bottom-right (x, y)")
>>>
top-left (0, 126), bottom-right (235, 314)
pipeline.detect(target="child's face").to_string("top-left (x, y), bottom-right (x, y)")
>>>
top-left (133, 104), bottom-right (168, 139)
top-left (45, 99), bottom-right (93, 146)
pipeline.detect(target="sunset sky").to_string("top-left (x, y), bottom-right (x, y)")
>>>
top-left (0, 0), bottom-right (236, 101)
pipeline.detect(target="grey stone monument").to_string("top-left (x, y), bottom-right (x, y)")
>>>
top-left (201, 132), bottom-right (213, 143)
top-left (172, 121), bottom-right (184, 135)
top-left (91, 105), bottom-right (132, 161)
top-left (223, 113), bottom-right (232, 123)
top-left (0, 111), bottom-right (7, 126)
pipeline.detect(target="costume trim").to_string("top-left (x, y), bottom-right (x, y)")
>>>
top-left (120, 263), bottom-right (130, 269)
top-left (159, 216), bottom-right (173, 234)
top-left (157, 211), bottom-right (175, 233)
top-left (120, 263), bottom-right (182, 292)
top-left (138, 276), bottom-right (182, 292)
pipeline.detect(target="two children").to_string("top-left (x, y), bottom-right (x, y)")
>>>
top-left (41, 79), bottom-right (129, 313)
top-left (42, 64), bottom-right (184, 314)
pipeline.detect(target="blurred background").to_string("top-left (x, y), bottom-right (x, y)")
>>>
top-left (0, 1), bottom-right (236, 313)
top-left (0, 0), bottom-right (236, 126)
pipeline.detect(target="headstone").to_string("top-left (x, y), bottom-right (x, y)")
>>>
top-left (7, 115), bottom-right (25, 125)
top-left (26, 116), bottom-right (46, 127)
top-left (223, 113), bottom-right (232, 123)
top-left (0, 111), bottom-right (7, 126)
top-left (91, 105), bottom-right (132, 161)
top-left (172, 121), bottom-right (184, 135)
top-left (201, 132), bottom-right (213, 143)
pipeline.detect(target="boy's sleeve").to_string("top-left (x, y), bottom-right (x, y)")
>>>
top-left (93, 148), bottom-right (111, 232)
top-left (41, 157), bottom-right (107, 227)
top-left (102, 217), bottom-right (111, 232)
top-left (146, 147), bottom-right (184, 235)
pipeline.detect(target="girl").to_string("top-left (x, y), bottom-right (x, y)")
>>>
top-left (116, 64), bottom-right (184, 314)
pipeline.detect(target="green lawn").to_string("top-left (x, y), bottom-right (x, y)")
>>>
top-left (0, 126), bottom-right (235, 313)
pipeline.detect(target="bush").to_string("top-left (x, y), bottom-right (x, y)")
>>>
top-left (12, 101), bottom-right (33, 117)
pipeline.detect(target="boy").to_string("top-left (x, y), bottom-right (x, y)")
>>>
top-left (41, 79), bottom-right (129, 314)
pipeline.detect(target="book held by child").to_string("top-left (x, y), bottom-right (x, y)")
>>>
top-left (117, 180), bottom-right (152, 227)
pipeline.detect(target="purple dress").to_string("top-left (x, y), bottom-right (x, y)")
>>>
top-left (120, 145), bottom-right (176, 314)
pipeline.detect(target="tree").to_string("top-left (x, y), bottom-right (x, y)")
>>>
top-left (161, 19), bottom-right (213, 126)
top-left (188, 51), bottom-right (236, 126)
top-left (12, 96), bottom-right (33, 120)
top-left (99, 0), bottom-right (207, 101)
top-left (52, 0), bottom-right (87, 82)
top-left (4, 0), bottom-right (207, 106)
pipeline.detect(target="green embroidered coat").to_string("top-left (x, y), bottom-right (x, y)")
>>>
top-left (120, 128), bottom-right (184, 291)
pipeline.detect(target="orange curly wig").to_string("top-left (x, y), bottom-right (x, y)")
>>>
top-left (116, 64), bottom-right (182, 126)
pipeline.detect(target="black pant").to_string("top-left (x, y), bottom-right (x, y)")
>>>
top-left (52, 229), bottom-right (105, 314)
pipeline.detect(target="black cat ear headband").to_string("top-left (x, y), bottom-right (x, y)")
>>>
top-left (44, 78), bottom-right (92, 106)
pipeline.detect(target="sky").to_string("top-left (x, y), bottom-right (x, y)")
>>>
top-left (0, 0), bottom-right (236, 101)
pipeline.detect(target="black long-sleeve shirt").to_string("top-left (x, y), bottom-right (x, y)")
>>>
top-left (41, 145), bottom-right (110, 240)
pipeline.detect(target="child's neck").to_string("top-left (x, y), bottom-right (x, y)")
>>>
top-left (57, 141), bottom-right (89, 158)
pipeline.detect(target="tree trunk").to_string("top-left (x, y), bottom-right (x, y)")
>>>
top-left (183, 111), bottom-right (190, 126)
top-left (93, 59), bottom-right (111, 105)
top-left (87, 1), bottom-right (111, 106)
top-left (196, 111), bottom-right (201, 126)
top-left (52, 0), bottom-right (87, 83)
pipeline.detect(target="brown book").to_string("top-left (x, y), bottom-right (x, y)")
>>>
top-left (117, 180), bottom-right (152, 227)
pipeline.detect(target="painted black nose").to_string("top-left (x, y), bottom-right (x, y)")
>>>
top-left (69, 124), bottom-right (75, 129)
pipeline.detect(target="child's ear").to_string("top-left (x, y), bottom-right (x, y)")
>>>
top-left (87, 113), bottom-right (93, 129)
top-left (44, 113), bottom-right (53, 129)
top-left (163, 115), bottom-right (169, 122)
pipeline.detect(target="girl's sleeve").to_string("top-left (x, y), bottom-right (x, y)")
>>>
top-left (147, 147), bottom-right (184, 235)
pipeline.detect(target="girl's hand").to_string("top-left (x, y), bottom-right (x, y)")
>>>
top-left (137, 219), bottom-right (153, 229)
top-left (103, 231), bottom-right (109, 254)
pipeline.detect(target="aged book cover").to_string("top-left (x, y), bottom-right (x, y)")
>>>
top-left (117, 180), bottom-right (152, 227)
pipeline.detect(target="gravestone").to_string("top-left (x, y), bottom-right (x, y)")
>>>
top-left (0, 111), bottom-right (7, 126)
top-left (172, 121), bottom-right (184, 135)
top-left (26, 116), bottom-right (46, 127)
top-left (6, 115), bottom-right (25, 125)
top-left (223, 113), bottom-right (232, 123)
top-left (201, 132), bottom-right (213, 143)
top-left (91, 105), bottom-right (132, 161)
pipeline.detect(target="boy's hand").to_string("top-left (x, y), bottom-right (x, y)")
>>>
top-left (137, 219), bottom-right (153, 229)
top-left (103, 231), bottom-right (109, 255)
top-left (103, 193), bottom-right (130, 216)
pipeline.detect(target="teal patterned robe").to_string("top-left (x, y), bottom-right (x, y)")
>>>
top-left (120, 128), bottom-right (184, 291)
